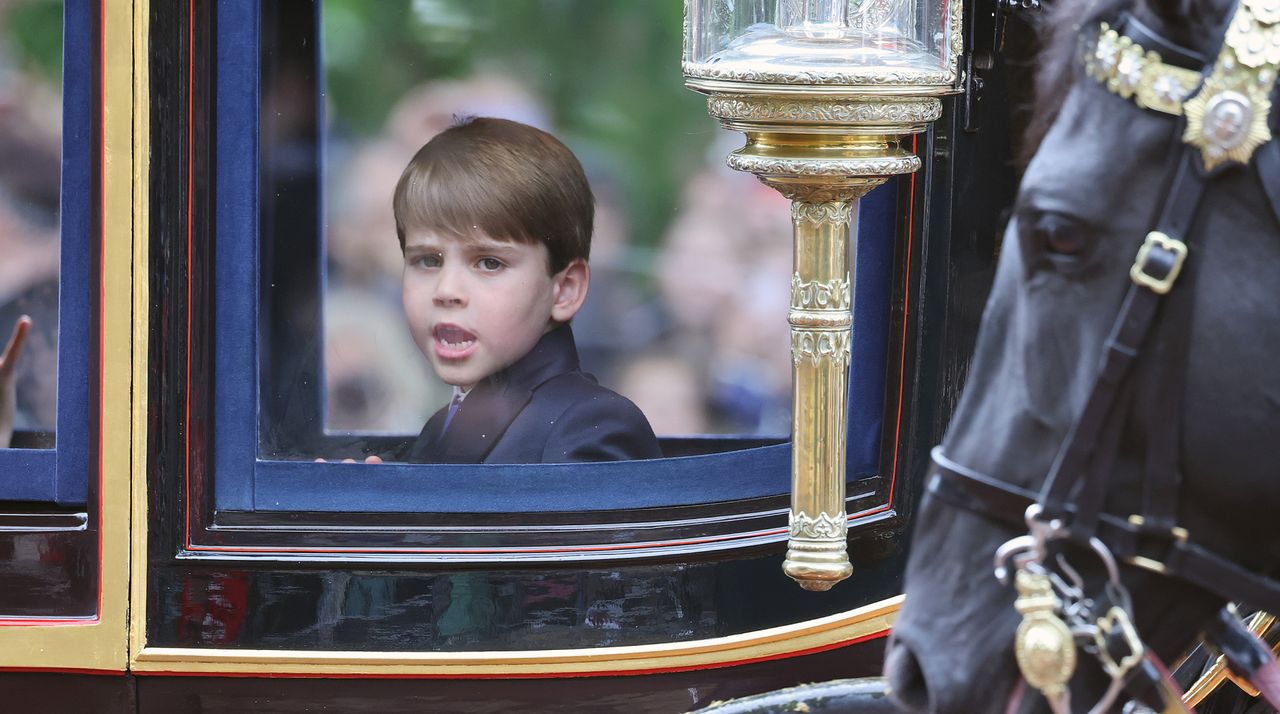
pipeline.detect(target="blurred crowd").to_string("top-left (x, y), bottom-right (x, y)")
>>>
top-left (0, 0), bottom-right (61, 444)
top-left (321, 73), bottom-right (796, 438)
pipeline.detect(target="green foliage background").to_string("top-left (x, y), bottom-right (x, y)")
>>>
top-left (3, 0), bottom-right (63, 81)
top-left (322, 0), bottom-right (722, 250)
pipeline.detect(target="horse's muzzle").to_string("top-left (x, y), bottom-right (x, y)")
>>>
top-left (884, 637), bottom-right (932, 713)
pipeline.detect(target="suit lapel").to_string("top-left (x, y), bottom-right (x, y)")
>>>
top-left (435, 380), bottom-right (530, 463)
top-left (403, 408), bottom-right (448, 463)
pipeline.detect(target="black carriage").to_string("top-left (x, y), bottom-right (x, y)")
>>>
top-left (4, 0), bottom-right (1260, 711)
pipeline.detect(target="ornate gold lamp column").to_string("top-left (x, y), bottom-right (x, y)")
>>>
top-left (684, 0), bottom-right (962, 591)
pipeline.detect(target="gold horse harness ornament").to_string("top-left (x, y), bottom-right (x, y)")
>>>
top-left (1087, 0), bottom-right (1280, 170)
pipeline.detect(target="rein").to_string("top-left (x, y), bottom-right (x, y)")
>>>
top-left (928, 2), bottom-right (1280, 710)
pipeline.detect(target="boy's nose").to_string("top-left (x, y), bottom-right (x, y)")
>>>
top-left (432, 268), bottom-right (467, 307)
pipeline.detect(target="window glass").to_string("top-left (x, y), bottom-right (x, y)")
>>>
top-left (0, 0), bottom-right (62, 450)
top-left (251, 0), bottom-right (896, 483)
top-left (315, 0), bottom-right (790, 444)
top-left (217, 0), bottom-right (897, 510)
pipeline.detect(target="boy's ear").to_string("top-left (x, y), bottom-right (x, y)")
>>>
top-left (550, 258), bottom-right (590, 323)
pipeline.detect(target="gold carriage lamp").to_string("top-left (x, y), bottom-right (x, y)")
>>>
top-left (683, 0), bottom-right (962, 591)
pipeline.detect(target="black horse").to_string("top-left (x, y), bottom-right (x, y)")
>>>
top-left (885, 0), bottom-right (1280, 710)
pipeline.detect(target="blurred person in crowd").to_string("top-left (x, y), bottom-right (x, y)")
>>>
top-left (569, 162), bottom-right (664, 385)
top-left (655, 160), bottom-right (794, 435)
top-left (323, 289), bottom-right (436, 433)
top-left (614, 351), bottom-right (708, 436)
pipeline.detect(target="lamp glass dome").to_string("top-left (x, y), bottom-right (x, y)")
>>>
top-left (684, 0), bottom-right (956, 87)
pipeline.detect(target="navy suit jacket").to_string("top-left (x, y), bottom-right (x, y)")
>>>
top-left (403, 325), bottom-right (661, 464)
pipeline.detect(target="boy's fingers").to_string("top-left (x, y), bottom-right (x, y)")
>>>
top-left (316, 456), bottom-right (381, 464)
top-left (0, 316), bottom-right (32, 380)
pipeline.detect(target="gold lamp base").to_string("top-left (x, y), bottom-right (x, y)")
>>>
top-left (691, 90), bottom-right (941, 591)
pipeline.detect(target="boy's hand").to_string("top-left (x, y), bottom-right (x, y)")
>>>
top-left (0, 316), bottom-right (32, 449)
top-left (313, 455), bottom-right (384, 464)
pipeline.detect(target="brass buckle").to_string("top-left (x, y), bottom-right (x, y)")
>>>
top-left (1130, 231), bottom-right (1188, 294)
top-left (1126, 514), bottom-right (1190, 575)
top-left (1094, 606), bottom-right (1145, 679)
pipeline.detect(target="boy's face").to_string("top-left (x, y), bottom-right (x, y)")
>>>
top-left (402, 230), bottom-right (576, 390)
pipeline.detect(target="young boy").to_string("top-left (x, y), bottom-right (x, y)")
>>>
top-left (392, 117), bottom-right (660, 464)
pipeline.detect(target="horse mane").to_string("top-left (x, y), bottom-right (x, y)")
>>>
top-left (1019, 0), bottom-right (1227, 165)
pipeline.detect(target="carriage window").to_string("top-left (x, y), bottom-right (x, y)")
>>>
top-left (260, 0), bottom-right (800, 458)
top-left (211, 0), bottom-right (897, 512)
top-left (0, 0), bottom-right (92, 505)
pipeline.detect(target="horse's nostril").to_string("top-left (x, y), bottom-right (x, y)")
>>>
top-left (885, 640), bottom-right (931, 713)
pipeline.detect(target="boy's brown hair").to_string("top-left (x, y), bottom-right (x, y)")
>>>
top-left (393, 117), bottom-right (594, 274)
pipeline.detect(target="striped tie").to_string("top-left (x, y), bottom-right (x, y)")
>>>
top-left (440, 394), bottom-right (464, 436)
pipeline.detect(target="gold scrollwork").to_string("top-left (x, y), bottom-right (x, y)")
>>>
top-left (707, 97), bottom-right (942, 124)
top-left (791, 272), bottom-right (852, 311)
top-left (948, 0), bottom-right (963, 85)
top-left (791, 330), bottom-right (851, 367)
top-left (789, 510), bottom-right (848, 539)
top-left (791, 202), bottom-right (852, 225)
top-left (727, 153), bottom-right (920, 178)
top-left (683, 63), bottom-right (955, 88)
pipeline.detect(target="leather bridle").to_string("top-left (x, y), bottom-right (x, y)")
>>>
top-left (925, 3), bottom-right (1280, 712)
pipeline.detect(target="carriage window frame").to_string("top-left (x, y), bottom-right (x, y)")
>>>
top-left (188, 1), bottom-right (906, 525)
top-left (0, 0), bottom-right (93, 506)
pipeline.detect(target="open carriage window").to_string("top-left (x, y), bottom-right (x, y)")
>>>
top-left (207, 0), bottom-right (901, 515)
top-left (0, 0), bottom-right (91, 506)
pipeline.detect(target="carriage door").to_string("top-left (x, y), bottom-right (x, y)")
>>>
top-left (0, 0), bottom-right (139, 696)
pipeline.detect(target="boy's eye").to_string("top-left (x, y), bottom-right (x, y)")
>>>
top-left (412, 254), bottom-right (442, 269)
top-left (476, 257), bottom-right (504, 271)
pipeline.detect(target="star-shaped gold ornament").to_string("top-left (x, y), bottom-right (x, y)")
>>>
top-left (1183, 66), bottom-right (1274, 170)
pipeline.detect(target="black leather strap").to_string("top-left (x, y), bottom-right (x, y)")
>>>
top-left (930, 453), bottom-right (1280, 613)
top-left (1122, 14), bottom-right (1206, 70)
top-left (1138, 248), bottom-right (1195, 528)
top-left (1254, 139), bottom-right (1280, 229)
top-left (1038, 149), bottom-right (1206, 537)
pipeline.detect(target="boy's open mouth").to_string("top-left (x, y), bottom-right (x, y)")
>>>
top-left (432, 323), bottom-right (477, 360)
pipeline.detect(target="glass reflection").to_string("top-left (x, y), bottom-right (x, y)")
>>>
top-left (686, 0), bottom-right (947, 75)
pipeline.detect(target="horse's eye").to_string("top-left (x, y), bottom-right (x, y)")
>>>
top-left (1033, 212), bottom-right (1091, 258)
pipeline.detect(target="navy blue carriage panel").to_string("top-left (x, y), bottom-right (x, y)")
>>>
top-left (0, 0), bottom-right (93, 505)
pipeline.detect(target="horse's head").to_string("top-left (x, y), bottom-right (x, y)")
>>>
top-left (885, 0), bottom-right (1280, 710)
